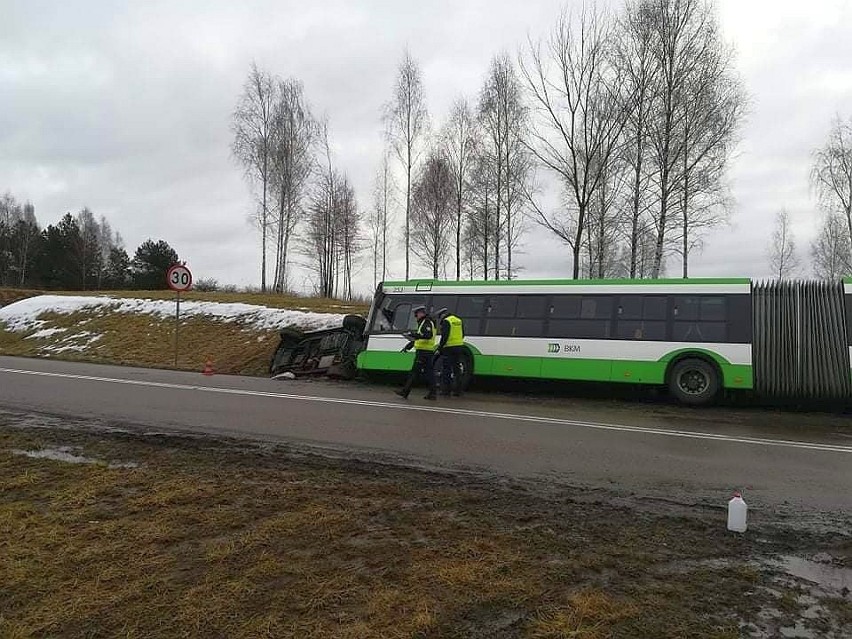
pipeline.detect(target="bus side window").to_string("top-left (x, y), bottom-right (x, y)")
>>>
top-left (430, 295), bottom-right (458, 317)
top-left (487, 295), bottom-right (518, 318)
top-left (517, 295), bottom-right (548, 319)
top-left (672, 296), bottom-right (727, 343)
top-left (549, 295), bottom-right (613, 339)
top-left (727, 294), bottom-right (752, 343)
top-left (457, 296), bottom-right (488, 335)
top-left (616, 295), bottom-right (667, 340)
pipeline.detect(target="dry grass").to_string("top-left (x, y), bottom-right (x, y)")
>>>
top-left (0, 289), bottom-right (368, 376)
top-left (0, 288), bottom-right (41, 306)
top-left (529, 591), bottom-right (640, 639)
top-left (0, 310), bottom-right (280, 375)
top-left (1, 418), bottom-right (840, 639)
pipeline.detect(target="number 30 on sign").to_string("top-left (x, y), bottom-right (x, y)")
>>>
top-left (167, 264), bottom-right (193, 292)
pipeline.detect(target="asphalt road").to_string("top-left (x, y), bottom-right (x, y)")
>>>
top-left (1, 355), bottom-right (850, 525)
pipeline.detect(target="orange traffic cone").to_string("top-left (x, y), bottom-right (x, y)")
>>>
top-left (202, 359), bottom-right (215, 376)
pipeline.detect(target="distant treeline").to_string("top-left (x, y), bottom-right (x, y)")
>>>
top-left (0, 192), bottom-right (180, 290)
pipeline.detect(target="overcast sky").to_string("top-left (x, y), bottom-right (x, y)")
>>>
top-left (2, 0), bottom-right (851, 294)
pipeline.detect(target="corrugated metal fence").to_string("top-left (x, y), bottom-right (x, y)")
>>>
top-left (752, 280), bottom-right (851, 399)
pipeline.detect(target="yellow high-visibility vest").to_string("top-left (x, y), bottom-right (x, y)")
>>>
top-left (444, 314), bottom-right (464, 347)
top-left (414, 318), bottom-right (436, 352)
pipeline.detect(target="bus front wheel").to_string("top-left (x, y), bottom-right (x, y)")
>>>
top-left (668, 358), bottom-right (719, 406)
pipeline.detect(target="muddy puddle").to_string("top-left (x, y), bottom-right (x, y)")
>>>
top-left (741, 554), bottom-right (852, 638)
top-left (772, 554), bottom-right (852, 595)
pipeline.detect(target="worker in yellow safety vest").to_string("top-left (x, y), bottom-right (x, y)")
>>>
top-left (435, 307), bottom-right (465, 397)
top-left (396, 305), bottom-right (438, 400)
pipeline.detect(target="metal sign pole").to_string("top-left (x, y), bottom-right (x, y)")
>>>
top-left (167, 263), bottom-right (192, 369)
top-left (174, 290), bottom-right (180, 368)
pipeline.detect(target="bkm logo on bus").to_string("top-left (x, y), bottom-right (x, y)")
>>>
top-left (548, 343), bottom-right (581, 354)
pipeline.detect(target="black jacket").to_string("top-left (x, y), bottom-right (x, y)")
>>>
top-left (438, 317), bottom-right (452, 350)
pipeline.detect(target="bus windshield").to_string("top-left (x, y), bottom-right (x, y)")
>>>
top-left (371, 296), bottom-right (426, 333)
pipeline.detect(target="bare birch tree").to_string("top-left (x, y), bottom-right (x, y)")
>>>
top-left (465, 152), bottom-right (497, 279)
top-left (811, 212), bottom-right (851, 280)
top-left (504, 145), bottom-right (533, 279)
top-left (0, 194), bottom-right (23, 286)
top-left (369, 150), bottom-right (396, 288)
top-left (96, 215), bottom-right (123, 289)
top-left (673, 24), bottom-right (744, 277)
top-left (271, 78), bottom-right (316, 293)
top-left (14, 202), bottom-right (39, 287)
top-left (478, 55), bottom-right (530, 280)
top-left (231, 63), bottom-right (276, 291)
top-left (616, 222), bottom-right (659, 278)
top-left (585, 155), bottom-right (627, 278)
top-left (367, 193), bottom-right (383, 291)
top-left (478, 67), bottom-right (505, 278)
top-left (768, 209), bottom-right (799, 279)
top-left (521, 4), bottom-right (630, 279)
top-left (411, 152), bottom-right (456, 279)
top-left (304, 122), bottom-right (337, 298)
top-left (502, 69), bottom-right (532, 280)
top-left (812, 116), bottom-right (852, 246)
top-left (442, 97), bottom-right (477, 280)
top-left (336, 178), bottom-right (361, 300)
top-left (645, 0), bottom-right (700, 277)
top-left (74, 208), bottom-right (101, 290)
top-left (614, 0), bottom-right (659, 278)
top-left (302, 123), bottom-right (361, 299)
top-left (644, 0), bottom-right (742, 278)
top-left (0, 196), bottom-right (40, 287)
top-left (385, 51), bottom-right (428, 281)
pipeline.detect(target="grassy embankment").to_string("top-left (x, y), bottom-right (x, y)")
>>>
top-left (3, 416), bottom-right (850, 638)
top-left (0, 289), bottom-right (368, 376)
top-left (0, 288), bottom-right (42, 306)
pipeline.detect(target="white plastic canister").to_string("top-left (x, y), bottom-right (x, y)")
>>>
top-left (727, 492), bottom-right (748, 533)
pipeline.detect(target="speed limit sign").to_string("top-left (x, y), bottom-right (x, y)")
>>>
top-left (167, 264), bottom-right (193, 292)
top-left (167, 264), bottom-right (192, 367)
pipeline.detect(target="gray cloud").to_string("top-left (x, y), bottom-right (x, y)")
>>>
top-left (1, 0), bottom-right (850, 293)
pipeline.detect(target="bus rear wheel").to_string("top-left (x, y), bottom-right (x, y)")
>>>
top-left (668, 358), bottom-right (719, 406)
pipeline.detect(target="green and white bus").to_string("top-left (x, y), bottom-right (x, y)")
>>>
top-left (356, 277), bottom-right (852, 405)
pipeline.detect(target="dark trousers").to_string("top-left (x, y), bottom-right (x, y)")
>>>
top-left (402, 350), bottom-right (437, 397)
top-left (440, 346), bottom-right (465, 395)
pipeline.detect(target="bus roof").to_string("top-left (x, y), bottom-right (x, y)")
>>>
top-left (382, 277), bottom-right (752, 288)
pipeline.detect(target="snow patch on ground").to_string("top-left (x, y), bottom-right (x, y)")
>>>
top-left (12, 447), bottom-right (95, 464)
top-left (25, 327), bottom-right (68, 340)
top-left (44, 332), bottom-right (103, 353)
top-left (10, 446), bottom-right (139, 468)
top-left (0, 295), bottom-right (345, 333)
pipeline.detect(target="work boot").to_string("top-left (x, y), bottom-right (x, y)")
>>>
top-left (395, 390), bottom-right (409, 399)
top-left (423, 393), bottom-right (437, 400)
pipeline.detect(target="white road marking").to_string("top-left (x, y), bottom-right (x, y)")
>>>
top-left (1, 366), bottom-right (850, 454)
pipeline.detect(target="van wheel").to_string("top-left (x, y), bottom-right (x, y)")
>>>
top-left (668, 358), bottom-right (719, 406)
top-left (342, 315), bottom-right (366, 332)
